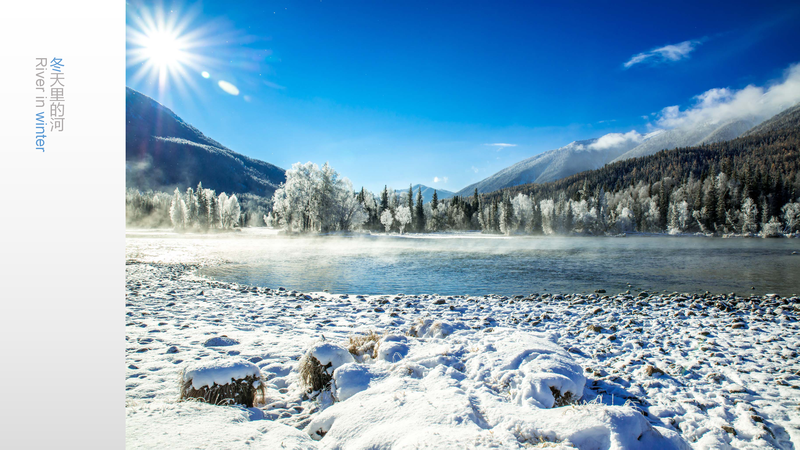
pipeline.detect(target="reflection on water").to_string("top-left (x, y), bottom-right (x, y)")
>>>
top-left (139, 230), bottom-right (800, 296)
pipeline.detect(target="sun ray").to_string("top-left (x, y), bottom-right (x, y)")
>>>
top-left (126, 2), bottom-right (219, 99)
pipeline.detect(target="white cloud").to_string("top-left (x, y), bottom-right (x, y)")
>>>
top-left (433, 177), bottom-right (440, 183)
top-left (433, 176), bottom-right (449, 183)
top-left (471, 166), bottom-right (480, 174)
top-left (484, 143), bottom-right (517, 148)
top-left (444, 177), bottom-right (449, 183)
top-left (588, 130), bottom-right (644, 150)
top-left (624, 40), bottom-right (700, 69)
top-left (654, 63), bottom-right (800, 128)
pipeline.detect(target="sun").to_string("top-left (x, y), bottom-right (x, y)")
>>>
top-left (127, 3), bottom-right (212, 96)
top-left (142, 30), bottom-right (185, 69)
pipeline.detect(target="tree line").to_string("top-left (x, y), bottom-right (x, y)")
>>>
top-left (128, 120), bottom-right (800, 237)
top-left (478, 125), bottom-right (800, 236)
top-left (125, 182), bottom-right (272, 230)
top-left (265, 161), bottom-right (484, 234)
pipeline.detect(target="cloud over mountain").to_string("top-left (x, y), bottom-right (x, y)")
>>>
top-left (655, 63), bottom-right (800, 129)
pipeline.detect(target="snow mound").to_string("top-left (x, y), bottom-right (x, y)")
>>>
top-left (308, 341), bottom-right (354, 370)
top-left (126, 400), bottom-right (317, 449)
top-left (376, 335), bottom-right (410, 362)
top-left (407, 318), bottom-right (456, 338)
top-left (518, 404), bottom-right (690, 449)
top-left (203, 336), bottom-right (240, 347)
top-left (333, 363), bottom-right (384, 401)
top-left (303, 329), bottom-right (686, 449)
top-left (464, 331), bottom-right (585, 408)
top-left (183, 359), bottom-right (261, 390)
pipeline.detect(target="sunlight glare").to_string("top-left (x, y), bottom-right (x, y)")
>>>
top-left (143, 30), bottom-right (184, 69)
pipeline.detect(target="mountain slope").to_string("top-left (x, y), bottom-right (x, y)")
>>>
top-left (455, 138), bottom-right (638, 196)
top-left (126, 87), bottom-right (285, 196)
top-left (743, 102), bottom-right (800, 136)
top-left (483, 114), bottom-right (800, 205)
top-left (611, 118), bottom-right (758, 163)
top-left (396, 184), bottom-right (455, 203)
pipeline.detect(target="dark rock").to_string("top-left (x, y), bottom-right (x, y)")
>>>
top-left (203, 336), bottom-right (239, 347)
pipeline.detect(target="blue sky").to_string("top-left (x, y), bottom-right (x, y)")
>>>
top-left (126, 0), bottom-right (800, 194)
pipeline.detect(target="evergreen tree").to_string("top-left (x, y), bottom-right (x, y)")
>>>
top-left (196, 182), bottom-right (208, 229)
top-left (208, 190), bottom-right (219, 228)
top-left (380, 186), bottom-right (389, 213)
top-left (491, 199), bottom-right (499, 233)
top-left (564, 200), bottom-right (574, 233)
top-left (415, 187), bottom-right (424, 232)
top-left (185, 187), bottom-right (197, 227)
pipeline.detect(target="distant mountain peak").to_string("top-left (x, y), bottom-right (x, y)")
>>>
top-left (454, 135), bottom-right (637, 197)
top-left (126, 87), bottom-right (285, 196)
top-left (395, 184), bottom-right (455, 202)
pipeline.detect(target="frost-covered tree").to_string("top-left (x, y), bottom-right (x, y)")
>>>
top-left (511, 194), bottom-right (533, 234)
top-left (380, 209), bottom-right (394, 232)
top-left (395, 205), bottom-right (412, 234)
top-left (221, 194), bottom-right (241, 229)
top-left (740, 197), bottom-right (759, 234)
top-left (616, 207), bottom-right (635, 233)
top-left (760, 217), bottom-right (782, 238)
top-left (668, 200), bottom-right (690, 234)
top-left (782, 201), bottom-right (800, 233)
top-left (499, 193), bottom-right (513, 235)
top-left (218, 193), bottom-right (229, 227)
top-left (435, 203), bottom-right (448, 231)
top-left (263, 212), bottom-right (275, 227)
top-left (185, 186), bottom-right (197, 227)
top-left (333, 178), bottom-right (367, 231)
top-left (540, 199), bottom-right (555, 235)
top-left (271, 162), bottom-right (322, 232)
top-left (207, 189), bottom-right (220, 228)
top-left (169, 188), bottom-right (186, 230)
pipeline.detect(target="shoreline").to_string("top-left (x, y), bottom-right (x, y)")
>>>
top-left (127, 226), bottom-right (800, 239)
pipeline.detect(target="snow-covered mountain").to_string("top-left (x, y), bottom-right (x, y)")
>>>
top-left (455, 114), bottom-right (773, 197)
top-left (455, 137), bottom-right (639, 196)
top-left (126, 87), bottom-right (286, 197)
top-left (611, 118), bottom-right (758, 163)
top-left (396, 184), bottom-right (455, 202)
top-left (742, 102), bottom-right (800, 137)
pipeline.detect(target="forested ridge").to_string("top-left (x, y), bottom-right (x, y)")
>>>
top-left (128, 106), bottom-right (800, 236)
top-left (488, 127), bottom-right (800, 206)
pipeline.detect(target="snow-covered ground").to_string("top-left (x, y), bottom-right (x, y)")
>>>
top-left (126, 237), bottom-right (800, 449)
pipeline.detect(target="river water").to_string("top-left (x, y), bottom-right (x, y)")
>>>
top-left (167, 230), bottom-right (800, 296)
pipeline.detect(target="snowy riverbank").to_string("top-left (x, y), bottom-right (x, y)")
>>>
top-left (126, 240), bottom-right (800, 449)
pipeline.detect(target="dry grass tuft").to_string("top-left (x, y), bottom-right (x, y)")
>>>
top-left (347, 331), bottom-right (381, 359)
top-left (549, 386), bottom-right (576, 407)
top-left (298, 353), bottom-right (334, 393)
top-left (179, 374), bottom-right (265, 408)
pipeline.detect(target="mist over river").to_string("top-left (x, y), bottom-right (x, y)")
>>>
top-left (127, 229), bottom-right (800, 296)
